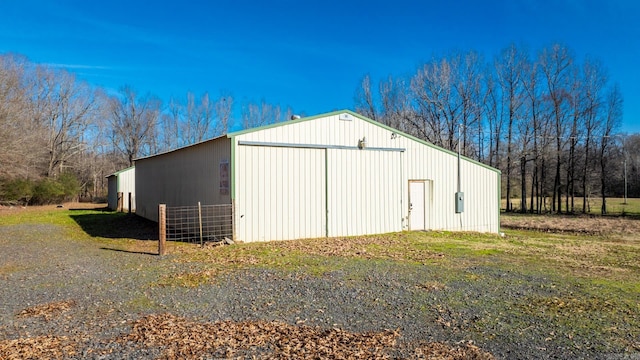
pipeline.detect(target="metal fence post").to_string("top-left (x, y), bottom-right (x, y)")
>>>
top-left (159, 204), bottom-right (167, 256)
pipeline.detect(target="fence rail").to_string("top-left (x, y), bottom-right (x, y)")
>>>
top-left (162, 203), bottom-right (233, 245)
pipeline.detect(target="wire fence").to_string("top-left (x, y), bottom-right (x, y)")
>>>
top-left (165, 203), bottom-right (233, 245)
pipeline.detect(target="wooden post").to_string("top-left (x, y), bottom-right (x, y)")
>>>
top-left (128, 192), bottom-right (132, 214)
top-left (158, 204), bottom-right (166, 256)
top-left (198, 201), bottom-right (203, 246)
top-left (117, 192), bottom-right (123, 212)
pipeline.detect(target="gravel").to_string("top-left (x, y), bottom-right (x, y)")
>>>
top-left (1, 223), bottom-right (637, 359)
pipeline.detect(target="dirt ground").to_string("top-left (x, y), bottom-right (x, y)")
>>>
top-left (1, 207), bottom-right (638, 359)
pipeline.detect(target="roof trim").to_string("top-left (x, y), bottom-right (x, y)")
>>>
top-left (134, 133), bottom-right (228, 162)
top-left (106, 166), bottom-right (135, 178)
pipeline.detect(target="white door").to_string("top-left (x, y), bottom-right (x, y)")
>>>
top-left (409, 181), bottom-right (425, 230)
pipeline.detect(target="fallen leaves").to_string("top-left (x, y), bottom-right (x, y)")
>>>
top-left (122, 313), bottom-right (399, 359)
top-left (0, 335), bottom-right (76, 360)
top-left (413, 341), bottom-right (495, 360)
top-left (16, 300), bottom-right (75, 321)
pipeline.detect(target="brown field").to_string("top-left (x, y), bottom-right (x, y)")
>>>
top-left (501, 212), bottom-right (640, 235)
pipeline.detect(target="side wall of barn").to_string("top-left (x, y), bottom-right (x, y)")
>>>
top-left (135, 137), bottom-right (231, 222)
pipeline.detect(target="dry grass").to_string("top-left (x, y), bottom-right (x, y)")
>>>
top-left (501, 213), bottom-right (640, 235)
top-left (0, 202), bottom-right (106, 215)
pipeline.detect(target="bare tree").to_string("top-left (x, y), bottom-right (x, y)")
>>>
top-left (455, 51), bottom-right (484, 159)
top-left (108, 86), bottom-right (161, 166)
top-left (32, 67), bottom-right (98, 178)
top-left (495, 44), bottom-right (528, 212)
top-left (539, 44), bottom-right (573, 213)
top-left (483, 74), bottom-right (501, 168)
top-left (410, 57), bottom-right (460, 149)
top-left (354, 74), bottom-right (378, 121)
top-left (379, 75), bottom-right (413, 131)
top-left (241, 100), bottom-right (291, 129)
top-left (213, 93), bottom-right (233, 136)
top-left (599, 84), bottom-right (623, 214)
top-left (0, 54), bottom-right (35, 178)
top-left (580, 58), bottom-right (607, 213)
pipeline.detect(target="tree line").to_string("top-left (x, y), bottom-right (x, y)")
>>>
top-left (355, 43), bottom-right (635, 214)
top-left (0, 54), bottom-right (293, 204)
top-left (0, 43), bottom-right (637, 212)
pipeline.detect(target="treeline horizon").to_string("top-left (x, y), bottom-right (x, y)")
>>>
top-left (354, 43), bottom-right (638, 214)
top-left (0, 43), bottom-right (638, 212)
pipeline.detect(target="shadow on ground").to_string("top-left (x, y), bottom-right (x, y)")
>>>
top-left (99, 247), bottom-right (158, 256)
top-left (70, 211), bottom-right (158, 240)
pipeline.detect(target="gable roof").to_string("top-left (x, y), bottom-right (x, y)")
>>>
top-left (228, 109), bottom-right (500, 174)
top-left (106, 166), bottom-right (135, 178)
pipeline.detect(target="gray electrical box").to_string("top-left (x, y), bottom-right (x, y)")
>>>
top-left (455, 192), bottom-right (464, 213)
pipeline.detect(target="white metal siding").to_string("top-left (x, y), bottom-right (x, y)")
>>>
top-left (107, 167), bottom-right (135, 211)
top-left (234, 112), bottom-right (499, 237)
top-left (235, 146), bottom-right (326, 242)
top-left (118, 168), bottom-right (136, 211)
top-left (327, 149), bottom-right (402, 237)
top-left (135, 137), bottom-right (231, 222)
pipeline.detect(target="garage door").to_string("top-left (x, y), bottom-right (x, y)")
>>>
top-left (327, 149), bottom-right (403, 237)
top-left (236, 146), bottom-right (326, 242)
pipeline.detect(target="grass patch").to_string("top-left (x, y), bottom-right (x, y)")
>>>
top-left (125, 294), bottom-right (160, 312)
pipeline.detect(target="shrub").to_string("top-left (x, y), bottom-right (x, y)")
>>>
top-left (0, 173), bottom-right (81, 206)
top-left (0, 178), bottom-right (35, 205)
top-left (31, 178), bottom-right (65, 205)
top-left (29, 173), bottom-right (81, 205)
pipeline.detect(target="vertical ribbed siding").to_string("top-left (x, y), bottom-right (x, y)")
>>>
top-left (327, 149), bottom-right (402, 237)
top-left (235, 146), bottom-right (326, 242)
top-left (135, 137), bottom-right (231, 222)
top-left (118, 168), bottom-right (136, 211)
top-left (231, 112), bottom-right (499, 239)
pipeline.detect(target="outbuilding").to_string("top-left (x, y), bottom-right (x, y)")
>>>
top-left (135, 110), bottom-right (500, 242)
top-left (107, 166), bottom-right (136, 212)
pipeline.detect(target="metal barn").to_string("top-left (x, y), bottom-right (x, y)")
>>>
top-left (135, 110), bottom-right (501, 242)
top-left (107, 166), bottom-right (136, 211)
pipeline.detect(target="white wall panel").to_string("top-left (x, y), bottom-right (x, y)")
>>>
top-left (135, 137), bottom-right (231, 222)
top-left (234, 111), bottom-right (499, 236)
top-left (327, 149), bottom-right (403, 237)
top-left (118, 167), bottom-right (136, 211)
top-left (235, 146), bottom-right (326, 242)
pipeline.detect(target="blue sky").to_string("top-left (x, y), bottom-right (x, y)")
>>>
top-left (1, 0), bottom-right (639, 133)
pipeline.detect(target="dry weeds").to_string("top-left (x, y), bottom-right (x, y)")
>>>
top-left (501, 214), bottom-right (640, 235)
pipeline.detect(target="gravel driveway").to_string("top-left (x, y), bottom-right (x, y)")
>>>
top-left (1, 222), bottom-right (637, 359)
